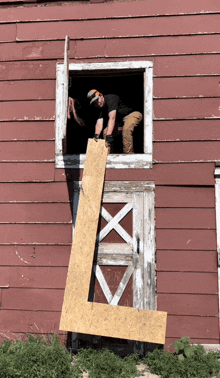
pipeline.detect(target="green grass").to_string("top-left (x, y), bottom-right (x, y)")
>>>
top-left (0, 335), bottom-right (220, 378)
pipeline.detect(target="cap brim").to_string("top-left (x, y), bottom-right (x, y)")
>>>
top-left (90, 95), bottom-right (99, 105)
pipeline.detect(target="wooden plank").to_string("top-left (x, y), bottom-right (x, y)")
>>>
top-left (156, 208), bottom-right (216, 229)
top-left (0, 101), bottom-right (55, 121)
top-left (158, 294), bottom-right (219, 316)
top-left (0, 224), bottom-right (72, 244)
top-left (0, 61), bottom-right (55, 81)
top-left (0, 163), bottom-right (54, 182)
top-left (60, 139), bottom-right (167, 344)
top-left (154, 98), bottom-right (220, 120)
top-left (0, 266), bottom-right (67, 288)
top-left (104, 35), bottom-right (220, 59)
top-left (154, 141), bottom-right (220, 163)
top-left (0, 203), bottom-right (72, 223)
top-left (0, 122), bottom-right (54, 141)
top-left (1, 288), bottom-right (64, 311)
top-left (1, 0), bottom-right (219, 24)
top-left (0, 183), bottom-right (70, 203)
top-left (157, 272), bottom-right (218, 294)
top-left (0, 141), bottom-right (54, 162)
top-left (0, 81), bottom-right (55, 101)
top-left (154, 76), bottom-right (220, 99)
top-left (0, 309), bottom-right (62, 334)
top-left (154, 120), bottom-right (220, 142)
top-left (154, 54), bottom-right (220, 77)
top-left (104, 163), bottom-right (215, 186)
top-left (155, 186), bottom-right (215, 208)
top-left (0, 24), bottom-right (16, 42)
top-left (156, 251), bottom-right (218, 273)
top-left (144, 189), bottom-right (156, 311)
top-left (166, 315), bottom-right (219, 339)
top-left (97, 243), bottom-right (133, 255)
top-left (0, 41), bottom-right (69, 62)
top-left (156, 229), bottom-right (217, 250)
top-left (58, 163), bottom-right (215, 186)
top-left (0, 245), bottom-right (71, 267)
top-left (16, 14), bottom-right (220, 42)
top-left (132, 192), bottom-right (144, 309)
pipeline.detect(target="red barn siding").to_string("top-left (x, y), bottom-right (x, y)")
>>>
top-left (0, 0), bottom-right (219, 347)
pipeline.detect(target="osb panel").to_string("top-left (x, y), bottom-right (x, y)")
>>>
top-left (60, 139), bottom-right (167, 344)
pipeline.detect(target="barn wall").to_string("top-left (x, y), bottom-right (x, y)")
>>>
top-left (0, 0), bottom-right (219, 348)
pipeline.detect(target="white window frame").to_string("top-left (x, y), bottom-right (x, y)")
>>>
top-left (55, 61), bottom-right (153, 169)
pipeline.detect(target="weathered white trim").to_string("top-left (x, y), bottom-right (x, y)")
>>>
top-left (214, 168), bottom-right (220, 333)
top-left (55, 60), bottom-right (153, 169)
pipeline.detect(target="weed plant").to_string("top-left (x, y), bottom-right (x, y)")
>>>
top-left (144, 337), bottom-right (220, 378)
top-left (72, 347), bottom-right (140, 378)
top-left (0, 334), bottom-right (74, 378)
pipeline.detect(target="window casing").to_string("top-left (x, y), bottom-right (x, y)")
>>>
top-left (55, 61), bottom-right (153, 169)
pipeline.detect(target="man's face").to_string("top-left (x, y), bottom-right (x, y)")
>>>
top-left (94, 94), bottom-right (105, 108)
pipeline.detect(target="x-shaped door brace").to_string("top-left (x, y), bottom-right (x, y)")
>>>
top-left (94, 202), bottom-right (134, 305)
top-left (97, 202), bottom-right (133, 245)
top-left (93, 264), bottom-right (134, 306)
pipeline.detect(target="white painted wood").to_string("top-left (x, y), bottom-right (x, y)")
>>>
top-left (110, 264), bottom-right (134, 306)
top-left (97, 243), bottom-right (133, 255)
top-left (93, 265), bottom-right (113, 304)
top-left (98, 256), bottom-right (133, 265)
top-left (62, 36), bottom-right (69, 154)
top-left (102, 192), bottom-right (133, 203)
top-left (144, 67), bottom-right (153, 155)
top-left (55, 153), bottom-right (152, 169)
top-left (69, 61), bottom-right (153, 71)
top-left (214, 173), bottom-right (220, 331)
top-left (55, 60), bottom-right (153, 169)
top-left (215, 178), bottom-right (220, 259)
top-left (143, 187), bottom-right (156, 311)
top-left (132, 192), bottom-right (144, 309)
top-left (72, 181), bottom-right (155, 193)
top-left (99, 205), bottom-right (133, 245)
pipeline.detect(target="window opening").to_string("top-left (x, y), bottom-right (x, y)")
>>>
top-left (67, 71), bottom-right (144, 155)
top-left (56, 61), bottom-right (153, 169)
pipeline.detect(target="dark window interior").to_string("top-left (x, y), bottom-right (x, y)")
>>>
top-left (67, 71), bottom-right (144, 154)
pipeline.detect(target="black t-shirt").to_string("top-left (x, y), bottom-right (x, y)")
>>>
top-left (98, 94), bottom-right (133, 122)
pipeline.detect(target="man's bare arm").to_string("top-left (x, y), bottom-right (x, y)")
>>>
top-left (95, 118), bottom-right (104, 136)
top-left (106, 110), bottom-right (117, 135)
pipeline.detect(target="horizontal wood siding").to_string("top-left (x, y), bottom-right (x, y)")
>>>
top-left (0, 0), bottom-right (219, 346)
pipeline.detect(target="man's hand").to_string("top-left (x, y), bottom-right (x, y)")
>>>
top-left (105, 135), bottom-right (114, 148)
top-left (93, 134), bottom-right (99, 142)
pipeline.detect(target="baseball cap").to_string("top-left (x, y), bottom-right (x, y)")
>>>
top-left (87, 89), bottom-right (100, 105)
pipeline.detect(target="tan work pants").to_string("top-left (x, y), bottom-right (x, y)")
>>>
top-left (104, 111), bottom-right (143, 154)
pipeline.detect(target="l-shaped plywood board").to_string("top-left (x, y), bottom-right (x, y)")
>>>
top-left (59, 139), bottom-right (167, 344)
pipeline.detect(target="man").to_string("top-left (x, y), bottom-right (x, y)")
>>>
top-left (87, 89), bottom-right (142, 154)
